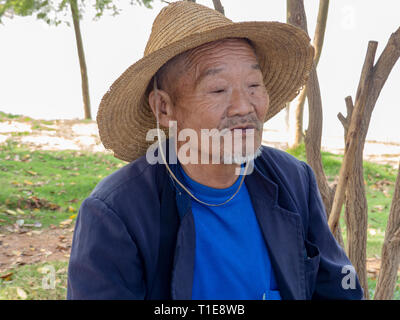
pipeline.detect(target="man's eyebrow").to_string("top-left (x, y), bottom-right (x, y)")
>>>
top-left (194, 67), bottom-right (224, 87)
top-left (194, 64), bottom-right (261, 87)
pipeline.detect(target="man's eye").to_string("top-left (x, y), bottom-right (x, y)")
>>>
top-left (210, 89), bottom-right (226, 94)
top-left (249, 84), bottom-right (261, 88)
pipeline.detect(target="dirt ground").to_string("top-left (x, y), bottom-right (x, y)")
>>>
top-left (0, 225), bottom-right (73, 273)
top-left (0, 119), bottom-right (399, 276)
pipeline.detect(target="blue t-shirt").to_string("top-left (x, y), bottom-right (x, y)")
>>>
top-left (178, 164), bottom-right (281, 300)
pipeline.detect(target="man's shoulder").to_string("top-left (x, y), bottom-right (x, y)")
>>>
top-left (89, 154), bottom-right (160, 204)
top-left (256, 145), bottom-right (311, 192)
top-left (258, 145), bottom-right (308, 172)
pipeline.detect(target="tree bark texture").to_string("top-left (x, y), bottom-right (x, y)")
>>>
top-left (69, 0), bottom-right (91, 119)
top-left (287, 0), bottom-right (344, 247)
top-left (289, 0), bottom-right (329, 148)
top-left (374, 162), bottom-right (400, 299)
top-left (338, 96), bottom-right (369, 299)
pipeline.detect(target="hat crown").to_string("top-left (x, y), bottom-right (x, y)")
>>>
top-left (144, 1), bottom-right (232, 56)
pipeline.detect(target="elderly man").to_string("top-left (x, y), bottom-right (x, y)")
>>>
top-left (67, 1), bottom-right (363, 300)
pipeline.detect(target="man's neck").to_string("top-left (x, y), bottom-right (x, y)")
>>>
top-left (179, 162), bottom-right (241, 189)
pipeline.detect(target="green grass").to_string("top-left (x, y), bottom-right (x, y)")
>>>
top-left (0, 111), bottom-right (23, 121)
top-left (286, 143), bottom-right (397, 258)
top-left (31, 121), bottom-right (56, 131)
top-left (0, 139), bottom-right (126, 228)
top-left (0, 261), bottom-right (68, 300)
top-left (0, 111), bottom-right (32, 122)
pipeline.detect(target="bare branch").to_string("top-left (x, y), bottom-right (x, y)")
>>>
top-left (313, 0), bottom-right (330, 65)
top-left (337, 112), bottom-right (347, 130)
top-left (212, 0), bottom-right (224, 15)
top-left (328, 41), bottom-right (378, 234)
top-left (345, 96), bottom-right (354, 120)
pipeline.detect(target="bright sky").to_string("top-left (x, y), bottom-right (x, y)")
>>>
top-left (0, 0), bottom-right (399, 143)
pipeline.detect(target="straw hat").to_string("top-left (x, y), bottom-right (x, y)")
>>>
top-left (97, 1), bottom-right (314, 162)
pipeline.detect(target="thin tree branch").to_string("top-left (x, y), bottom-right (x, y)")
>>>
top-left (212, 0), bottom-right (224, 15)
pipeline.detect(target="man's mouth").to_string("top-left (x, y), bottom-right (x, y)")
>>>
top-left (229, 124), bottom-right (257, 131)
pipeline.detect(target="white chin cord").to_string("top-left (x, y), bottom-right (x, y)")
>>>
top-left (153, 76), bottom-right (249, 207)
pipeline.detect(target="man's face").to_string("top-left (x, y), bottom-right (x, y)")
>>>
top-left (156, 38), bottom-right (269, 164)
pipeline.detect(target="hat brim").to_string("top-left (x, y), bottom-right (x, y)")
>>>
top-left (97, 21), bottom-right (314, 162)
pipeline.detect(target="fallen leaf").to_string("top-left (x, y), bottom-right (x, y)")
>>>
top-left (16, 208), bottom-right (25, 215)
top-left (12, 250), bottom-right (22, 256)
top-left (59, 219), bottom-right (73, 227)
top-left (56, 244), bottom-right (69, 251)
top-left (26, 170), bottom-right (37, 176)
top-left (372, 205), bottom-right (384, 212)
top-left (0, 272), bottom-right (13, 280)
top-left (16, 287), bottom-right (27, 300)
top-left (56, 267), bottom-right (67, 274)
top-left (5, 209), bottom-right (17, 216)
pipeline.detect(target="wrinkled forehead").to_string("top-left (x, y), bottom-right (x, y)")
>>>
top-left (183, 38), bottom-right (259, 72)
top-left (150, 37), bottom-right (260, 95)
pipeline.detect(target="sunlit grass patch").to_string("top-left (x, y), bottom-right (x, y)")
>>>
top-left (0, 260), bottom-right (68, 300)
top-left (0, 140), bottom-right (126, 229)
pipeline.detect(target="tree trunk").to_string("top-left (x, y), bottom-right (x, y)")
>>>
top-left (287, 0), bottom-right (344, 247)
top-left (293, 90), bottom-right (306, 147)
top-left (338, 96), bottom-right (370, 299)
top-left (289, 0), bottom-right (329, 148)
top-left (69, 0), bottom-right (91, 119)
top-left (328, 41), bottom-right (377, 234)
top-left (284, 103), bottom-right (290, 132)
top-left (374, 162), bottom-right (400, 299)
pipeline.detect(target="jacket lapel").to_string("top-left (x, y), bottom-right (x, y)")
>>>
top-left (167, 148), bottom-right (306, 300)
top-left (168, 161), bottom-right (196, 300)
top-left (245, 162), bottom-right (306, 300)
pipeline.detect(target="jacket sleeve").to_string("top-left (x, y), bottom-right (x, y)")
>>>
top-left (303, 162), bottom-right (364, 300)
top-left (67, 196), bottom-right (146, 299)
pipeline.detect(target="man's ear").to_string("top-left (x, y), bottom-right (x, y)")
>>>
top-left (148, 89), bottom-right (175, 128)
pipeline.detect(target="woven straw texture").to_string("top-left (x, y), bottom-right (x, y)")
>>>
top-left (97, 1), bottom-right (315, 162)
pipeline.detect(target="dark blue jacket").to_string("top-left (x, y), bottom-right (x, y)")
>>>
top-left (67, 144), bottom-right (363, 300)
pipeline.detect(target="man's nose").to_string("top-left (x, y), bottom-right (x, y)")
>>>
top-left (227, 87), bottom-right (254, 117)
